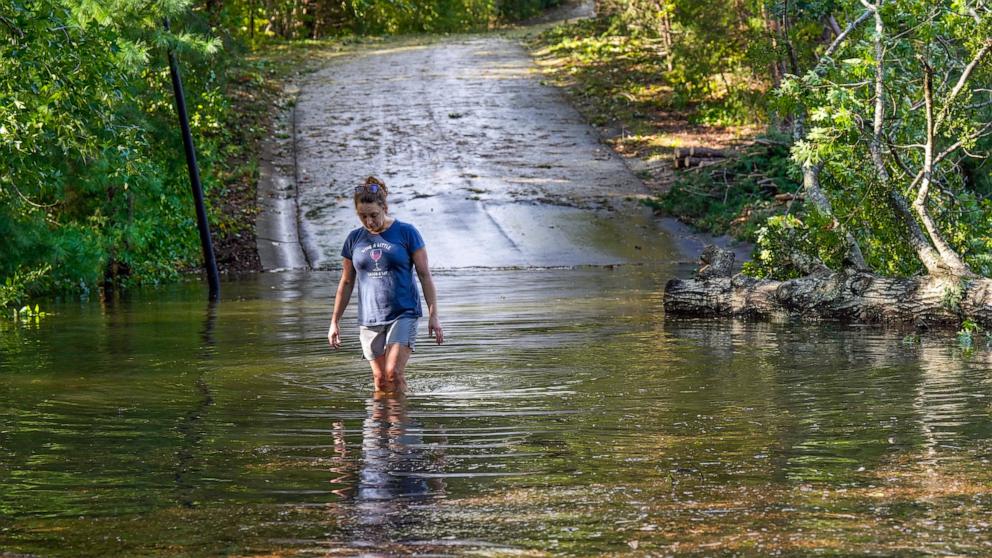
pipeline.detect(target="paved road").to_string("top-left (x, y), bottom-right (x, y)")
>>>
top-left (258, 15), bottom-right (693, 271)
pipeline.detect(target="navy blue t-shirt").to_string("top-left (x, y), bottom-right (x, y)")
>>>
top-left (341, 220), bottom-right (425, 326)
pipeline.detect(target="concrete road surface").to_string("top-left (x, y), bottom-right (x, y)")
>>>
top-left (257, 13), bottom-right (703, 272)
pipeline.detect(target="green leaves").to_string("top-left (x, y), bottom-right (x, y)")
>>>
top-left (0, 264), bottom-right (51, 310)
top-left (742, 213), bottom-right (845, 280)
top-left (114, 38), bottom-right (150, 69)
top-left (0, 0), bottom-right (228, 300)
top-left (69, 0), bottom-right (192, 29)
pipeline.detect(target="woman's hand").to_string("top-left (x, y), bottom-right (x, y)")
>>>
top-left (329, 261), bottom-right (354, 351)
top-left (328, 322), bottom-right (342, 349)
top-left (428, 314), bottom-right (444, 345)
top-left (413, 248), bottom-right (443, 346)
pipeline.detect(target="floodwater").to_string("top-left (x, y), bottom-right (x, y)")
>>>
top-left (2, 265), bottom-right (992, 557)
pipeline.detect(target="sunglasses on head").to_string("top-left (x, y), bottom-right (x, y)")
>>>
top-left (355, 183), bottom-right (380, 193)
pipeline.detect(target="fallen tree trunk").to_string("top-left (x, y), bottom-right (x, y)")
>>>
top-left (672, 147), bottom-right (728, 170)
top-left (665, 247), bottom-right (992, 328)
top-left (673, 156), bottom-right (726, 169)
top-left (674, 146), bottom-right (728, 159)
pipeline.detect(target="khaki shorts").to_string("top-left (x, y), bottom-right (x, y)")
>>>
top-left (358, 317), bottom-right (419, 360)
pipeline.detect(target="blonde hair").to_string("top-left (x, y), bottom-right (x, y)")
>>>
top-left (354, 176), bottom-right (389, 206)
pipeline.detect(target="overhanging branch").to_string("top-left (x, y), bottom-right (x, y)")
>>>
top-left (0, 15), bottom-right (26, 38)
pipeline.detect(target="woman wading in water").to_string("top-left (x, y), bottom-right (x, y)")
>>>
top-left (328, 176), bottom-right (444, 393)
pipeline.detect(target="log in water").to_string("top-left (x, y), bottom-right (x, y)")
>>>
top-left (665, 246), bottom-right (992, 327)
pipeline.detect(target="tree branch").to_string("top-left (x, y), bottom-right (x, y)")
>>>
top-left (915, 60), bottom-right (935, 209)
top-left (784, 7), bottom-right (876, 270)
top-left (968, 6), bottom-right (983, 24)
top-left (885, 135), bottom-right (915, 179)
top-left (801, 162), bottom-right (870, 270)
top-left (865, 1), bottom-right (889, 183)
top-left (910, 61), bottom-right (972, 276)
top-left (827, 15), bottom-right (843, 37)
top-left (862, 1), bottom-right (956, 275)
top-left (821, 9), bottom-right (873, 62)
top-left (965, 99), bottom-right (992, 110)
top-left (935, 39), bottom-right (992, 130)
top-left (0, 15), bottom-right (26, 38)
top-left (900, 121), bottom-right (992, 197)
top-left (936, 121), bottom-right (992, 163)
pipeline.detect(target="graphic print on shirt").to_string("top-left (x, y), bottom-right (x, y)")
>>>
top-left (359, 241), bottom-right (394, 279)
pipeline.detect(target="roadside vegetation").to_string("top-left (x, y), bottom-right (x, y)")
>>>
top-left (532, 0), bottom-right (992, 284)
top-left (530, 13), bottom-right (799, 242)
top-left (0, 0), bottom-right (561, 313)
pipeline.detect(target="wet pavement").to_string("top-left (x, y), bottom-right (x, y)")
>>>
top-left (257, 2), bottom-right (694, 271)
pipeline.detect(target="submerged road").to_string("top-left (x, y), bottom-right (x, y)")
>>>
top-left (257, 7), bottom-right (695, 271)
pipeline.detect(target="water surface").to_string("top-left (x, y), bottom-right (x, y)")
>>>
top-left (1, 266), bottom-right (991, 556)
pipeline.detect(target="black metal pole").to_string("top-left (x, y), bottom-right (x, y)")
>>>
top-left (164, 19), bottom-right (220, 301)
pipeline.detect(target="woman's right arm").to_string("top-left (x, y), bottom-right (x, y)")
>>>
top-left (328, 258), bottom-right (356, 349)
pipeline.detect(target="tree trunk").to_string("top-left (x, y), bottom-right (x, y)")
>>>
top-left (664, 247), bottom-right (992, 328)
top-left (674, 146), bottom-right (728, 158)
top-left (864, 3), bottom-right (966, 277)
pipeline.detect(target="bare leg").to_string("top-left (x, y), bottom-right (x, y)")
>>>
top-left (369, 355), bottom-right (389, 392)
top-left (383, 343), bottom-right (413, 393)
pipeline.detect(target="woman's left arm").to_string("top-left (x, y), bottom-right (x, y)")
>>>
top-left (413, 248), bottom-right (444, 345)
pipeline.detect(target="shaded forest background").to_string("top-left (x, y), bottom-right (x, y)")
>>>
top-left (3, 0), bottom-right (992, 313)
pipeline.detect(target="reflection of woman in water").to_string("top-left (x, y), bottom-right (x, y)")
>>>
top-left (330, 394), bottom-right (446, 538)
top-left (328, 176), bottom-right (444, 393)
top-left (358, 395), bottom-right (443, 502)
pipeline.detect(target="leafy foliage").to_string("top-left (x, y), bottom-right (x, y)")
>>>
top-left (0, 265), bottom-right (51, 310)
top-left (0, 0), bottom-right (243, 308)
top-left (649, 141), bottom-right (801, 239)
top-left (590, 0), bottom-right (830, 124)
top-left (544, 1), bottom-right (992, 280)
top-left (776, 0), bottom-right (992, 277)
top-left (741, 212), bottom-right (845, 279)
top-left (206, 0), bottom-right (562, 40)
